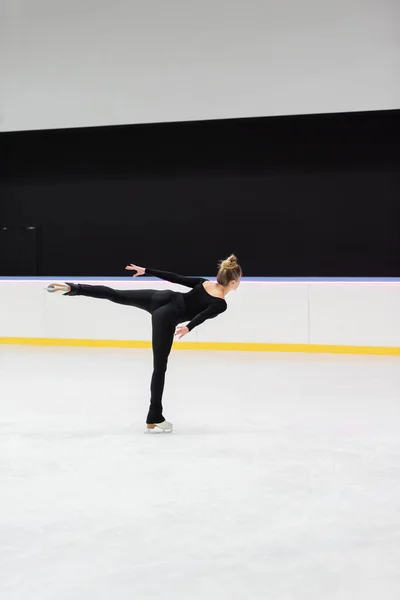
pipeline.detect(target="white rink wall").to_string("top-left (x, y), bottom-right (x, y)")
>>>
top-left (0, 278), bottom-right (400, 349)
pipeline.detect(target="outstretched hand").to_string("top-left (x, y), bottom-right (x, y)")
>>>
top-left (175, 325), bottom-right (189, 340)
top-left (125, 263), bottom-right (146, 277)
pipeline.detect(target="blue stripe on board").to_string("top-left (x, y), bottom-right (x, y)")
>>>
top-left (1, 276), bottom-right (400, 282)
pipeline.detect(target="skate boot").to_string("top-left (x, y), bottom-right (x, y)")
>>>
top-left (46, 283), bottom-right (78, 295)
top-left (146, 420), bottom-right (173, 433)
top-left (46, 283), bottom-right (71, 293)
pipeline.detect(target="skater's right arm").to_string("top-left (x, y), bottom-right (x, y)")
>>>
top-left (126, 264), bottom-right (205, 288)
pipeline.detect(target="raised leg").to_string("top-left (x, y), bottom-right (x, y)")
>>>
top-left (66, 284), bottom-right (155, 312)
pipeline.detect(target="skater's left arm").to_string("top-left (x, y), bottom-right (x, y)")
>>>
top-left (176, 302), bottom-right (227, 338)
top-left (125, 264), bottom-right (205, 288)
top-left (146, 269), bottom-right (205, 288)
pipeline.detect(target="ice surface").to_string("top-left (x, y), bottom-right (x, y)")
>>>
top-left (1, 346), bottom-right (400, 599)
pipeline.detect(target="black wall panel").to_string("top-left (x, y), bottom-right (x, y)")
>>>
top-left (1, 110), bottom-right (399, 277)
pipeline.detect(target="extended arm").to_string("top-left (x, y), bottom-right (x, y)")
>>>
top-left (186, 302), bottom-right (227, 331)
top-left (145, 268), bottom-right (206, 289)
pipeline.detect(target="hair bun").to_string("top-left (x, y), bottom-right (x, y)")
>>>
top-left (217, 254), bottom-right (242, 285)
top-left (221, 254), bottom-right (238, 270)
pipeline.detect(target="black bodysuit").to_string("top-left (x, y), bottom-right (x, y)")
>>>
top-left (146, 268), bottom-right (227, 330)
top-left (66, 269), bottom-right (227, 423)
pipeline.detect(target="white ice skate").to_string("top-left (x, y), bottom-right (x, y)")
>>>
top-left (46, 283), bottom-right (71, 294)
top-left (146, 421), bottom-right (173, 433)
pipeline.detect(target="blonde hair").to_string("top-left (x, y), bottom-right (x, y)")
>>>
top-left (217, 254), bottom-right (242, 286)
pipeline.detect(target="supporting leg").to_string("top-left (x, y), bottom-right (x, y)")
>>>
top-left (146, 305), bottom-right (177, 425)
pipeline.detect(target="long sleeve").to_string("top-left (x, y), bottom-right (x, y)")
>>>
top-left (145, 268), bottom-right (206, 289)
top-left (187, 302), bottom-right (227, 331)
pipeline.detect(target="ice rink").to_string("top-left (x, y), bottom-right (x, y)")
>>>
top-left (1, 345), bottom-right (400, 599)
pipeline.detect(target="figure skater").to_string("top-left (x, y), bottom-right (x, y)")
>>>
top-left (47, 255), bottom-right (242, 432)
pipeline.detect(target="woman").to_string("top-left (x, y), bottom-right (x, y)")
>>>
top-left (47, 255), bottom-right (242, 432)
